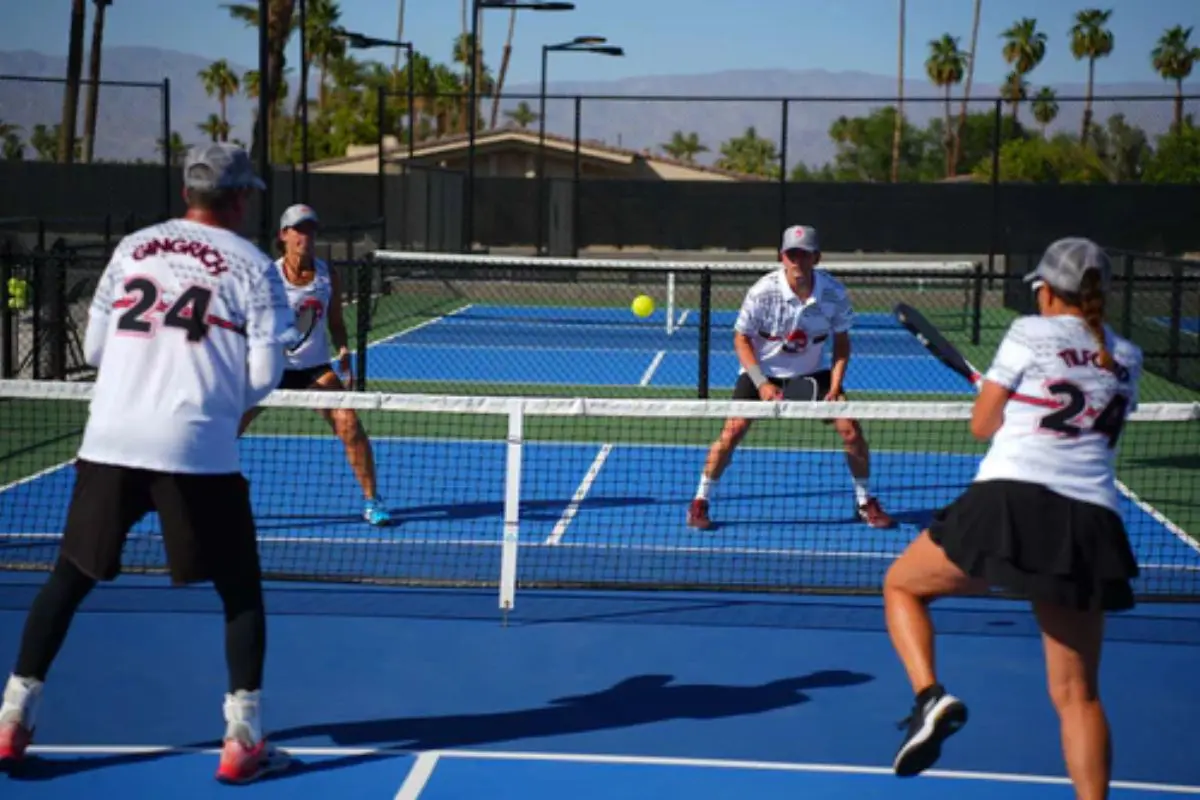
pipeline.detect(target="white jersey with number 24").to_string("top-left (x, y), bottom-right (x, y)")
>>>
top-left (78, 219), bottom-right (294, 475)
top-left (973, 314), bottom-right (1143, 514)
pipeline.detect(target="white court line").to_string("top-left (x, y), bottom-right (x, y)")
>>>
top-left (394, 751), bottom-right (440, 800)
top-left (21, 746), bottom-right (1200, 794)
top-left (676, 310), bottom-right (690, 329)
top-left (0, 459), bottom-right (74, 496)
top-left (367, 303), bottom-right (473, 349)
top-left (639, 351), bottom-right (666, 386)
top-left (545, 443), bottom-right (614, 545)
top-left (1117, 480), bottom-right (1200, 556)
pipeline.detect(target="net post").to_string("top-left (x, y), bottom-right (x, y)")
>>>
top-left (499, 398), bottom-right (525, 624)
top-left (666, 271), bottom-right (676, 335)
top-left (971, 260), bottom-right (983, 345)
top-left (698, 268), bottom-right (712, 398)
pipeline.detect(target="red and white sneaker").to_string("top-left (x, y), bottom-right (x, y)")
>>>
top-left (858, 497), bottom-right (897, 529)
top-left (0, 719), bottom-right (32, 763)
top-left (215, 736), bottom-right (292, 784)
top-left (0, 675), bottom-right (41, 764)
top-left (686, 498), bottom-right (713, 530)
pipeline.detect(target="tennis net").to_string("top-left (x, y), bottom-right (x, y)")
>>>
top-left (355, 251), bottom-right (987, 397)
top-left (3, 380), bottom-right (1198, 609)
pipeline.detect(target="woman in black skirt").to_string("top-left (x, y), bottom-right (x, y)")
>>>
top-left (883, 237), bottom-right (1144, 800)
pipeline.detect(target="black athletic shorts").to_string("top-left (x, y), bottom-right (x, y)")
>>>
top-left (929, 479), bottom-right (1138, 612)
top-left (60, 459), bottom-right (262, 587)
top-left (278, 364), bottom-right (335, 390)
top-left (732, 368), bottom-right (835, 400)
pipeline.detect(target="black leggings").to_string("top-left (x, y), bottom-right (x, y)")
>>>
top-left (14, 556), bottom-right (267, 693)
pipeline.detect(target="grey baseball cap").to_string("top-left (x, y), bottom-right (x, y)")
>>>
top-left (1024, 237), bottom-right (1112, 294)
top-left (183, 143), bottom-right (266, 192)
top-left (781, 225), bottom-right (820, 252)
top-left (280, 204), bottom-right (319, 231)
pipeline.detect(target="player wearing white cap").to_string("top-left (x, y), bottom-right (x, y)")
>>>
top-left (688, 225), bottom-right (896, 531)
top-left (0, 144), bottom-right (295, 783)
top-left (238, 204), bottom-right (390, 527)
top-left (884, 238), bottom-right (1143, 800)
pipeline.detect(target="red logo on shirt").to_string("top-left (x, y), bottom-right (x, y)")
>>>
top-left (782, 329), bottom-right (808, 353)
top-left (132, 238), bottom-right (229, 277)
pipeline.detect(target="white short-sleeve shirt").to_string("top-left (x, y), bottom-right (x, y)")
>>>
top-left (77, 219), bottom-right (294, 474)
top-left (974, 314), bottom-right (1144, 513)
top-left (277, 257), bottom-right (334, 371)
top-left (733, 268), bottom-right (854, 379)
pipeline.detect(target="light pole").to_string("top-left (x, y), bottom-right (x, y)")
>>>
top-left (536, 37), bottom-right (623, 255)
top-left (332, 27), bottom-right (415, 248)
top-left (465, 0), bottom-right (575, 253)
top-left (332, 27), bottom-right (416, 160)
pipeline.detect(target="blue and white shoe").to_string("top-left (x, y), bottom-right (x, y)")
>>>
top-left (364, 498), bottom-right (391, 526)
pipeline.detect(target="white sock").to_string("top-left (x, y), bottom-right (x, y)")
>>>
top-left (696, 474), bottom-right (715, 501)
top-left (1, 674), bottom-right (43, 727)
top-left (223, 689), bottom-right (263, 745)
top-left (853, 478), bottom-right (870, 506)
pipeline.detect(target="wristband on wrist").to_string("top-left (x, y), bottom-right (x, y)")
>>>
top-left (746, 364), bottom-right (767, 389)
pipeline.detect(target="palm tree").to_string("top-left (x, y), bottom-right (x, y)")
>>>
top-left (198, 113), bottom-right (230, 143)
top-left (392, 0), bottom-right (406, 82)
top-left (1151, 25), bottom-right (1200, 132)
top-left (660, 130), bottom-right (709, 164)
top-left (1000, 17), bottom-right (1047, 128)
top-left (221, 1), bottom-right (299, 159)
top-left (0, 120), bottom-right (23, 161)
top-left (1070, 8), bottom-right (1115, 143)
top-left (1031, 86), bottom-right (1059, 134)
top-left (504, 101), bottom-right (539, 129)
top-left (890, 0), bottom-right (906, 183)
top-left (199, 60), bottom-right (240, 142)
top-left (80, 0), bottom-right (113, 163)
top-left (156, 131), bottom-right (188, 165)
top-left (925, 34), bottom-right (966, 177)
top-left (1001, 71), bottom-right (1030, 123)
top-left (59, 0), bottom-right (87, 163)
top-left (306, 0), bottom-right (345, 111)
top-left (950, 0), bottom-right (982, 174)
top-left (489, 8), bottom-right (518, 130)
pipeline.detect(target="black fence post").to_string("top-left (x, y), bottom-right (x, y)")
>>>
top-left (987, 98), bottom-right (1002, 287)
top-left (377, 85), bottom-right (387, 248)
top-left (355, 257), bottom-right (371, 391)
top-left (162, 78), bottom-right (171, 222)
top-left (698, 268), bottom-right (712, 399)
top-left (971, 260), bottom-right (983, 345)
top-left (778, 98), bottom-right (788, 234)
top-left (1168, 261), bottom-right (1183, 384)
top-left (0, 243), bottom-right (11, 378)
top-left (1121, 254), bottom-right (1134, 339)
top-left (572, 96), bottom-right (582, 257)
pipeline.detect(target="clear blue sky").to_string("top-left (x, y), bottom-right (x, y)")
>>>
top-left (4, 0), bottom-right (1197, 89)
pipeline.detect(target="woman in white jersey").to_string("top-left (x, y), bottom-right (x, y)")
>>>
top-left (883, 238), bottom-right (1143, 799)
top-left (239, 204), bottom-right (391, 527)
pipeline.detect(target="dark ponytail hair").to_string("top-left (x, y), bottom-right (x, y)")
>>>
top-left (1078, 269), bottom-right (1116, 372)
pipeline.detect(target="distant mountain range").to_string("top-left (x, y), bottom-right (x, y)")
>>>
top-left (1, 46), bottom-right (1196, 167)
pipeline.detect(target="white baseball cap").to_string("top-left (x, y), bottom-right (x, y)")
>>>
top-left (1024, 237), bottom-right (1112, 294)
top-left (279, 204), bottom-right (319, 231)
top-left (781, 225), bottom-right (820, 253)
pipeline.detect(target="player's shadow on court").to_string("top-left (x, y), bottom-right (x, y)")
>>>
top-left (270, 669), bottom-right (874, 778)
top-left (2, 670), bottom-right (872, 782)
top-left (252, 496), bottom-right (660, 530)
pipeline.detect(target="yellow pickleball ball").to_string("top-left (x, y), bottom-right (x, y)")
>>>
top-left (631, 294), bottom-right (655, 318)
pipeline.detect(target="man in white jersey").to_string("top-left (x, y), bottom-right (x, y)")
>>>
top-left (239, 204), bottom-right (390, 526)
top-left (0, 144), bottom-right (296, 784)
top-left (882, 238), bottom-right (1143, 800)
top-left (688, 225), bottom-right (896, 531)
